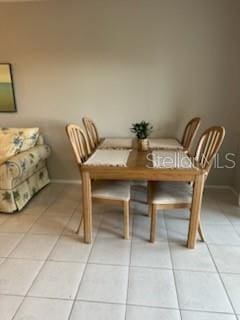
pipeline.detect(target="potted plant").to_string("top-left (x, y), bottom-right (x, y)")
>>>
top-left (130, 120), bottom-right (153, 151)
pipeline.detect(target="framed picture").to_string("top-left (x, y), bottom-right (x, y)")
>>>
top-left (0, 63), bottom-right (17, 112)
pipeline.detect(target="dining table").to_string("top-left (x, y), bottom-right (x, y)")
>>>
top-left (80, 137), bottom-right (205, 249)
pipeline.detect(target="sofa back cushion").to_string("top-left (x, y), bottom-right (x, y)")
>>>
top-left (0, 128), bottom-right (40, 165)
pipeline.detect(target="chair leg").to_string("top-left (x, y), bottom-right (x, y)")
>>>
top-left (76, 214), bottom-right (83, 234)
top-left (123, 201), bottom-right (130, 240)
top-left (150, 205), bottom-right (157, 243)
top-left (198, 221), bottom-right (205, 242)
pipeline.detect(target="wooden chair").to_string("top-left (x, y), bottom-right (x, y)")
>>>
top-left (149, 126), bottom-right (225, 243)
top-left (181, 117), bottom-right (201, 151)
top-left (149, 117), bottom-right (201, 152)
top-left (66, 124), bottom-right (131, 239)
top-left (82, 117), bottom-right (100, 150)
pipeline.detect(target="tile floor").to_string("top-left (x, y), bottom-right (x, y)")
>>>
top-left (0, 183), bottom-right (240, 319)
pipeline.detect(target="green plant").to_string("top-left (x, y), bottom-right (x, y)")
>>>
top-left (130, 121), bottom-right (153, 139)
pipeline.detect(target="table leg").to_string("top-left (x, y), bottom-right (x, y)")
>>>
top-left (147, 181), bottom-right (153, 217)
top-left (81, 171), bottom-right (92, 244)
top-left (187, 174), bottom-right (204, 249)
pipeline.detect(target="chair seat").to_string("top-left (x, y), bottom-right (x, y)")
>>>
top-left (92, 180), bottom-right (131, 201)
top-left (152, 181), bottom-right (192, 205)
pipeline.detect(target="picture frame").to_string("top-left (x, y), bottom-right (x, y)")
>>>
top-left (0, 63), bottom-right (17, 112)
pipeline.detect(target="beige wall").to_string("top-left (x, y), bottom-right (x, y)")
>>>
top-left (234, 148), bottom-right (240, 195)
top-left (0, 0), bottom-right (239, 185)
top-left (231, 2), bottom-right (240, 194)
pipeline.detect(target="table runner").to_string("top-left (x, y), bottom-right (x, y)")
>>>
top-left (151, 150), bottom-right (193, 169)
top-left (85, 149), bottom-right (131, 167)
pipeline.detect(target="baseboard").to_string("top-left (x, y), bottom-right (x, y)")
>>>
top-left (205, 184), bottom-right (231, 190)
top-left (51, 179), bottom-right (240, 206)
top-left (51, 180), bottom-right (235, 191)
top-left (204, 184), bottom-right (240, 207)
top-left (51, 179), bottom-right (81, 185)
top-left (228, 187), bottom-right (239, 198)
top-left (205, 184), bottom-right (238, 195)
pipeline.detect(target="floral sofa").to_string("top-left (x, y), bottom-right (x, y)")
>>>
top-left (0, 128), bottom-right (51, 213)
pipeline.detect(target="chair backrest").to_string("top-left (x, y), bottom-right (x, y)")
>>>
top-left (66, 124), bottom-right (91, 164)
top-left (195, 126), bottom-right (225, 175)
top-left (82, 117), bottom-right (100, 150)
top-left (181, 117), bottom-right (201, 150)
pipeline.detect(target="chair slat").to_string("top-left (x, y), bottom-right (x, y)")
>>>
top-left (66, 124), bottom-right (91, 164)
top-left (181, 117), bottom-right (201, 150)
top-left (82, 117), bottom-right (100, 150)
top-left (195, 126), bottom-right (225, 174)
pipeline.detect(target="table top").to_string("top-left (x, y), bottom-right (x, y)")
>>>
top-left (81, 142), bottom-right (205, 181)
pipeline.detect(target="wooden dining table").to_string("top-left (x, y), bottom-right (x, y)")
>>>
top-left (80, 139), bottom-right (205, 249)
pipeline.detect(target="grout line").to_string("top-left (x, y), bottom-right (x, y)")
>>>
top-left (124, 203), bottom-right (134, 320)
top-left (66, 208), bottom-right (103, 320)
top-left (2, 185), bottom-right (240, 318)
top-left (72, 299), bottom-right (126, 307)
top-left (1, 291), bottom-right (238, 316)
top-left (127, 303), bottom-right (236, 315)
top-left (6, 188), bottom-right (75, 261)
top-left (216, 204), bottom-right (240, 232)
top-left (13, 294), bottom-right (75, 302)
top-left (10, 185), bottom-right (75, 320)
top-left (164, 210), bottom-right (183, 320)
top-left (206, 242), bottom-right (238, 316)
top-left (11, 260), bottom-right (46, 320)
top-left (210, 195), bottom-right (240, 247)
top-left (3, 254), bottom-right (240, 275)
top-left (0, 233), bottom-right (26, 259)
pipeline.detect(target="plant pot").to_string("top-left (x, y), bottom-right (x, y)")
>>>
top-left (138, 138), bottom-right (149, 151)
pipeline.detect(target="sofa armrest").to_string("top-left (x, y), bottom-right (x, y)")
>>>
top-left (0, 162), bottom-right (20, 183)
top-left (36, 134), bottom-right (45, 145)
top-left (3, 144), bottom-right (51, 178)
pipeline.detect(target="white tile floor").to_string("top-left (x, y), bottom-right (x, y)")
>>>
top-left (0, 183), bottom-right (240, 319)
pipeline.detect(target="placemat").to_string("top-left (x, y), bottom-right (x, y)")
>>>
top-left (149, 138), bottom-right (183, 150)
top-left (84, 149), bottom-right (131, 167)
top-left (99, 138), bottom-right (133, 149)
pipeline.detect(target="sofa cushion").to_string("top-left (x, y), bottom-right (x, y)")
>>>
top-left (0, 144), bottom-right (51, 189)
top-left (0, 128), bottom-right (40, 165)
top-left (152, 181), bottom-right (193, 204)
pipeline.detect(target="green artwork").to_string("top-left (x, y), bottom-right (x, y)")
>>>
top-left (0, 64), bottom-right (16, 112)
